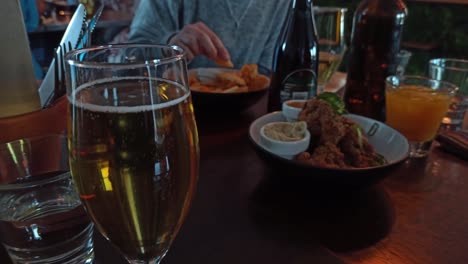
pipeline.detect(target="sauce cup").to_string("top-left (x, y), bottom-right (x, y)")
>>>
top-left (259, 122), bottom-right (310, 159)
top-left (282, 100), bottom-right (306, 122)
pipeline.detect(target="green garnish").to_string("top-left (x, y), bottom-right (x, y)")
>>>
top-left (352, 124), bottom-right (363, 150)
top-left (352, 125), bottom-right (386, 166)
top-left (371, 153), bottom-right (387, 166)
top-left (375, 153), bottom-right (386, 165)
top-left (317, 92), bottom-right (348, 115)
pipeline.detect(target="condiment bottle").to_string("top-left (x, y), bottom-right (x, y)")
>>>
top-left (343, 0), bottom-right (408, 121)
top-left (268, 0), bottom-right (319, 112)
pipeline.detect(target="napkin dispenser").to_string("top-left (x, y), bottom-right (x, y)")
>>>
top-left (0, 0), bottom-right (41, 118)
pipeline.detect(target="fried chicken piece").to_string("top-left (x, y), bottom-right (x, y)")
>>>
top-left (215, 58), bottom-right (234, 68)
top-left (338, 119), bottom-right (380, 167)
top-left (321, 115), bottom-right (347, 145)
top-left (188, 73), bottom-right (199, 85)
top-left (190, 82), bottom-right (213, 92)
top-left (296, 151), bottom-right (311, 161)
top-left (239, 64), bottom-right (270, 91)
top-left (299, 99), bottom-right (330, 137)
top-left (222, 86), bottom-right (249, 93)
top-left (298, 99), bottom-right (346, 145)
top-left (301, 142), bottom-right (348, 169)
top-left (216, 72), bottom-right (246, 87)
top-left (295, 98), bottom-right (385, 168)
top-left (240, 64), bottom-right (258, 81)
top-left (249, 74), bottom-right (270, 91)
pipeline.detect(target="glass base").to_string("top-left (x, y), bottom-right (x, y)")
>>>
top-left (5, 223), bottom-right (94, 264)
top-left (442, 98), bottom-right (468, 131)
top-left (409, 140), bottom-right (433, 158)
top-left (127, 257), bottom-right (161, 264)
top-left (125, 250), bottom-right (166, 264)
top-left (127, 260), bottom-right (159, 264)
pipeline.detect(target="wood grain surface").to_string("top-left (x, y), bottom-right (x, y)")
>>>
top-left (1, 94), bottom-right (467, 264)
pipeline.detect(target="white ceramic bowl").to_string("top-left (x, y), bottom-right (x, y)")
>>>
top-left (249, 112), bottom-right (410, 188)
top-left (282, 100), bottom-right (306, 122)
top-left (259, 122), bottom-right (311, 160)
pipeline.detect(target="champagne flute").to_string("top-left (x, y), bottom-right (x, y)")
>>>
top-left (314, 7), bottom-right (347, 93)
top-left (65, 44), bottom-right (199, 264)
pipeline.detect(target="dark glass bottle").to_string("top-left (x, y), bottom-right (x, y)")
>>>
top-left (343, 0), bottom-right (408, 121)
top-left (268, 0), bottom-right (319, 112)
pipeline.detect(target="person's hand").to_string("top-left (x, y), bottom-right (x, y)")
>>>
top-left (169, 22), bottom-right (231, 64)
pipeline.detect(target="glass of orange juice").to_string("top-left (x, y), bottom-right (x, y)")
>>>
top-left (385, 76), bottom-right (457, 158)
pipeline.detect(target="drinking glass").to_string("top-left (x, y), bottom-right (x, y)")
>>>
top-left (0, 134), bottom-right (94, 264)
top-left (65, 44), bottom-right (199, 263)
top-left (396, 49), bottom-right (412, 76)
top-left (428, 58), bottom-right (468, 130)
top-left (314, 6), bottom-right (347, 93)
top-left (385, 75), bottom-right (457, 158)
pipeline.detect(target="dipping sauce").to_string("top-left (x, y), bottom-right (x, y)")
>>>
top-left (286, 101), bottom-right (305, 109)
top-left (263, 121), bottom-right (307, 141)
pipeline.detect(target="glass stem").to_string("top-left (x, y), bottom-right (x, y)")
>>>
top-left (127, 258), bottom-right (160, 264)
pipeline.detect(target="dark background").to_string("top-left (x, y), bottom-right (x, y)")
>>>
top-left (29, 0), bottom-right (468, 76)
top-left (317, 0), bottom-right (468, 74)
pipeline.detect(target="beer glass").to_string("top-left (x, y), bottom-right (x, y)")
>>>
top-left (65, 44), bottom-right (199, 263)
top-left (314, 7), bottom-right (347, 93)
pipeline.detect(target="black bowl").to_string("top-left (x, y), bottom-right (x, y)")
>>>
top-left (189, 65), bottom-right (270, 113)
top-left (249, 112), bottom-right (410, 189)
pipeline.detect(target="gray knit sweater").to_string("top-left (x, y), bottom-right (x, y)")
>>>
top-left (129, 0), bottom-right (290, 69)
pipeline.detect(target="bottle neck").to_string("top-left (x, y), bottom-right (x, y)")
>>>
top-left (357, 0), bottom-right (407, 25)
top-left (363, 0), bottom-right (408, 15)
top-left (291, 0), bottom-right (312, 11)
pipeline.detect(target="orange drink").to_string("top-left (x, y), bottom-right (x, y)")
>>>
top-left (385, 76), bottom-right (456, 157)
top-left (386, 85), bottom-right (451, 141)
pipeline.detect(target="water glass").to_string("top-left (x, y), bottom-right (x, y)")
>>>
top-left (396, 49), bottom-right (412, 76)
top-left (428, 58), bottom-right (468, 130)
top-left (0, 134), bottom-right (94, 264)
top-left (314, 6), bottom-right (347, 93)
top-left (385, 76), bottom-right (457, 158)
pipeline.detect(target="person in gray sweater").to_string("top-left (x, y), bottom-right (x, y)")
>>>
top-left (129, 0), bottom-right (290, 69)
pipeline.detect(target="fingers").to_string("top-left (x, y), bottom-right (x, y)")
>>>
top-left (175, 42), bottom-right (195, 62)
top-left (169, 22), bottom-right (231, 62)
top-left (196, 22), bottom-right (230, 61)
top-left (194, 29), bottom-right (219, 59)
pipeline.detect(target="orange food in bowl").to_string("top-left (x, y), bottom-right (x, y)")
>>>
top-left (189, 64), bottom-right (270, 93)
top-left (214, 58), bottom-right (234, 68)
